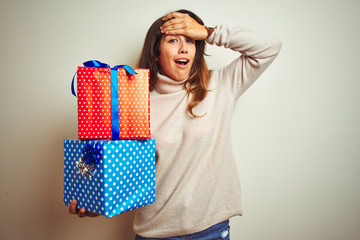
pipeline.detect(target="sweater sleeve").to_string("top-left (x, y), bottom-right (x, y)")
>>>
top-left (206, 24), bottom-right (282, 98)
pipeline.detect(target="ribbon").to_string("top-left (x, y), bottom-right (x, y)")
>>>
top-left (111, 69), bottom-right (120, 138)
top-left (81, 142), bottom-right (100, 165)
top-left (71, 60), bottom-right (137, 97)
top-left (71, 60), bottom-right (138, 139)
top-left (76, 142), bottom-right (100, 178)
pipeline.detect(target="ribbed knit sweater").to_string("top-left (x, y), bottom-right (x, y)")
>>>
top-left (133, 24), bottom-right (282, 238)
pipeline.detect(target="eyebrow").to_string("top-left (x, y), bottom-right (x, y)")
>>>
top-left (164, 35), bottom-right (193, 41)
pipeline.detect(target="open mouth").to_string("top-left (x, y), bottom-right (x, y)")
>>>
top-left (175, 58), bottom-right (189, 66)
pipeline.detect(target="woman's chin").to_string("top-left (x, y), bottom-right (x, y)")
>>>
top-left (171, 73), bottom-right (190, 82)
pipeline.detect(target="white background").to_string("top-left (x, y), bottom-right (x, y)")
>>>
top-left (0, 0), bottom-right (359, 239)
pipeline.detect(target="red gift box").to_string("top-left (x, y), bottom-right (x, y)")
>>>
top-left (77, 66), bottom-right (150, 139)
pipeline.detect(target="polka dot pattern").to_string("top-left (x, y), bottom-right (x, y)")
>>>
top-left (77, 67), bottom-right (150, 139)
top-left (63, 139), bottom-right (156, 217)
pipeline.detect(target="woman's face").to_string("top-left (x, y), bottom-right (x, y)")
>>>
top-left (158, 35), bottom-right (196, 81)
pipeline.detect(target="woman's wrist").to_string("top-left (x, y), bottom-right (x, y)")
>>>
top-left (204, 26), bottom-right (216, 39)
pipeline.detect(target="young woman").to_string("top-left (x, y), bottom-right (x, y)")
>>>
top-left (69, 9), bottom-right (281, 240)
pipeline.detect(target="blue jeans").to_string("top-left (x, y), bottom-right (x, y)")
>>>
top-left (135, 220), bottom-right (230, 240)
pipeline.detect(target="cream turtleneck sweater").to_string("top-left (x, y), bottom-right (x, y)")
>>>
top-left (133, 24), bottom-right (282, 238)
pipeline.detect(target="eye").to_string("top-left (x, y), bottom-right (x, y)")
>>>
top-left (168, 39), bottom-right (178, 43)
top-left (186, 39), bottom-right (194, 44)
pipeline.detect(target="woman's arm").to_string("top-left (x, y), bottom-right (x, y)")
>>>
top-left (207, 24), bottom-right (282, 98)
top-left (161, 11), bottom-right (282, 98)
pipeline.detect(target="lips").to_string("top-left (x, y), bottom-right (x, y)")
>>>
top-left (174, 58), bottom-right (190, 68)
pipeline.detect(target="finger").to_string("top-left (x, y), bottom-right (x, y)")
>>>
top-left (80, 209), bottom-right (99, 217)
top-left (69, 199), bottom-right (79, 214)
top-left (161, 18), bottom-right (184, 30)
top-left (162, 12), bottom-right (185, 21)
top-left (78, 208), bottom-right (86, 218)
top-left (161, 23), bottom-right (186, 34)
top-left (162, 29), bottom-right (188, 36)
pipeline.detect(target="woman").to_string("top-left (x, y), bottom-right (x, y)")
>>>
top-left (70, 9), bottom-right (281, 240)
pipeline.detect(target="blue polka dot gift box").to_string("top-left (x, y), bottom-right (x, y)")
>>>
top-left (63, 139), bottom-right (156, 217)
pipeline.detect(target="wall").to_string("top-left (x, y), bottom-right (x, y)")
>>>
top-left (0, 0), bottom-right (359, 239)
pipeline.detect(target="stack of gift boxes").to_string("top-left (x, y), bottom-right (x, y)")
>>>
top-left (63, 61), bottom-right (155, 217)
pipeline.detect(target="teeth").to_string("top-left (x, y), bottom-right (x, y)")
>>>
top-left (176, 59), bottom-right (188, 64)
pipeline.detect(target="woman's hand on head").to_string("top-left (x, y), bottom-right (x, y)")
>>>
top-left (161, 12), bottom-right (208, 40)
top-left (69, 199), bottom-right (99, 218)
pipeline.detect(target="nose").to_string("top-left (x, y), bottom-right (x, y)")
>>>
top-left (179, 40), bottom-right (188, 54)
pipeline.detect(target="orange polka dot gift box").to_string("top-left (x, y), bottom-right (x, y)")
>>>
top-left (63, 139), bottom-right (156, 217)
top-left (73, 61), bottom-right (150, 139)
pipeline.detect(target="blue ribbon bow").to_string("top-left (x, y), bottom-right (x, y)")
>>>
top-left (81, 142), bottom-right (100, 165)
top-left (71, 60), bottom-right (138, 139)
top-left (71, 60), bottom-right (137, 97)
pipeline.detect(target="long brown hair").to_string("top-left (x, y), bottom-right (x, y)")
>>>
top-left (137, 9), bottom-right (210, 118)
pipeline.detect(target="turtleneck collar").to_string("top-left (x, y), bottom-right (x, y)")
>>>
top-left (153, 73), bottom-right (187, 94)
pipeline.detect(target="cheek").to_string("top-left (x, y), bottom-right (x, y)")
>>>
top-left (159, 54), bottom-right (170, 71)
top-left (158, 53), bottom-right (173, 77)
top-left (190, 46), bottom-right (196, 61)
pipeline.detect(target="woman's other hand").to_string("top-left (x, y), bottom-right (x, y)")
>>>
top-left (161, 12), bottom-right (208, 40)
top-left (69, 199), bottom-right (99, 218)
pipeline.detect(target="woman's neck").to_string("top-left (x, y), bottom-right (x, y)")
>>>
top-left (153, 73), bottom-right (187, 94)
